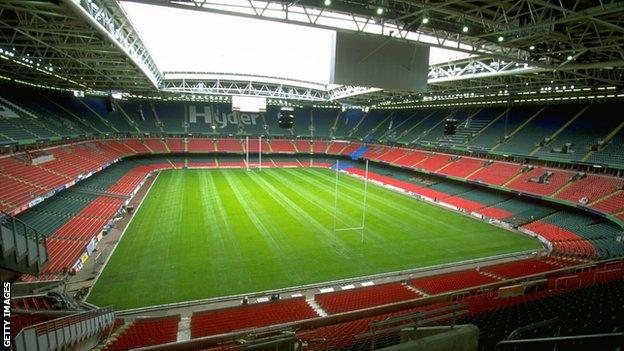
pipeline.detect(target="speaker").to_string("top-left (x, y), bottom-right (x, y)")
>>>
top-left (278, 107), bottom-right (295, 129)
top-left (444, 118), bottom-right (457, 135)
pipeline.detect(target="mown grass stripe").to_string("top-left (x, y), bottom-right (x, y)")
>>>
top-left (88, 168), bottom-right (542, 309)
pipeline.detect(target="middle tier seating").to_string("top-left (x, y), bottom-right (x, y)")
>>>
top-left (270, 140), bottom-right (297, 153)
top-left (437, 158), bottom-right (484, 178)
top-left (467, 162), bottom-right (521, 185)
top-left (505, 168), bottom-right (572, 196)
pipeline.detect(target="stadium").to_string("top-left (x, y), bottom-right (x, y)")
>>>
top-left (1, 0), bottom-right (624, 350)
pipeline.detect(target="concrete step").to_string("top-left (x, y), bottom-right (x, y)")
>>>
top-left (306, 298), bottom-right (329, 317)
top-left (177, 316), bottom-right (191, 342)
top-left (405, 283), bottom-right (430, 297)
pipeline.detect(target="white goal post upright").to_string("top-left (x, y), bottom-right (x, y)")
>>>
top-left (332, 159), bottom-right (340, 242)
top-left (360, 159), bottom-right (369, 243)
top-left (258, 135), bottom-right (262, 171)
top-left (331, 159), bottom-right (369, 244)
top-left (245, 136), bottom-right (250, 171)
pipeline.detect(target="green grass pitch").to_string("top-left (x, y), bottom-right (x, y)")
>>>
top-left (88, 168), bottom-right (542, 310)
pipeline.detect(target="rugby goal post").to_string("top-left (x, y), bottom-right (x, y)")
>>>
top-left (245, 135), bottom-right (263, 171)
top-left (332, 159), bottom-right (370, 243)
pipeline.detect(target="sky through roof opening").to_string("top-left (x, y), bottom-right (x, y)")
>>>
top-left (122, 2), bottom-right (335, 84)
top-left (122, 2), bottom-right (470, 86)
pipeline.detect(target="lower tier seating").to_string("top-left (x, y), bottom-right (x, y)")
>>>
top-left (298, 264), bottom-right (624, 351)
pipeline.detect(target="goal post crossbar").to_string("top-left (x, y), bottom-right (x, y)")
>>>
top-left (334, 227), bottom-right (364, 232)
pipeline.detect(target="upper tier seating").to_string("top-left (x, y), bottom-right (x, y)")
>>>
top-left (535, 104), bottom-right (619, 161)
top-left (315, 283), bottom-right (420, 314)
top-left (588, 127), bottom-right (624, 166)
top-left (469, 106), bottom-right (540, 149)
top-left (496, 105), bottom-right (579, 155)
top-left (190, 298), bottom-right (317, 338)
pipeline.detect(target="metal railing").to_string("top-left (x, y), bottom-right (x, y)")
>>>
top-left (1, 211), bottom-right (48, 270)
top-left (12, 306), bottom-right (115, 351)
top-left (496, 332), bottom-right (624, 350)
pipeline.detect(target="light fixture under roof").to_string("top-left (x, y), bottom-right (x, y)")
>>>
top-left (462, 26), bottom-right (469, 33)
top-left (529, 45), bottom-right (535, 50)
top-left (422, 17), bottom-right (429, 24)
top-left (497, 36), bottom-right (504, 42)
top-left (376, 7), bottom-right (383, 15)
top-left (324, 0), bottom-right (331, 6)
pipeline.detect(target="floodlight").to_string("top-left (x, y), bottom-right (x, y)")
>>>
top-left (422, 17), bottom-right (429, 24)
top-left (324, 0), bottom-right (331, 5)
top-left (529, 45), bottom-right (535, 50)
top-left (497, 36), bottom-right (504, 42)
top-left (376, 7), bottom-right (383, 15)
top-left (462, 26), bottom-right (469, 33)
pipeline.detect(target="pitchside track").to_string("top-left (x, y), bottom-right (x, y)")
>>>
top-left (88, 168), bottom-right (541, 309)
